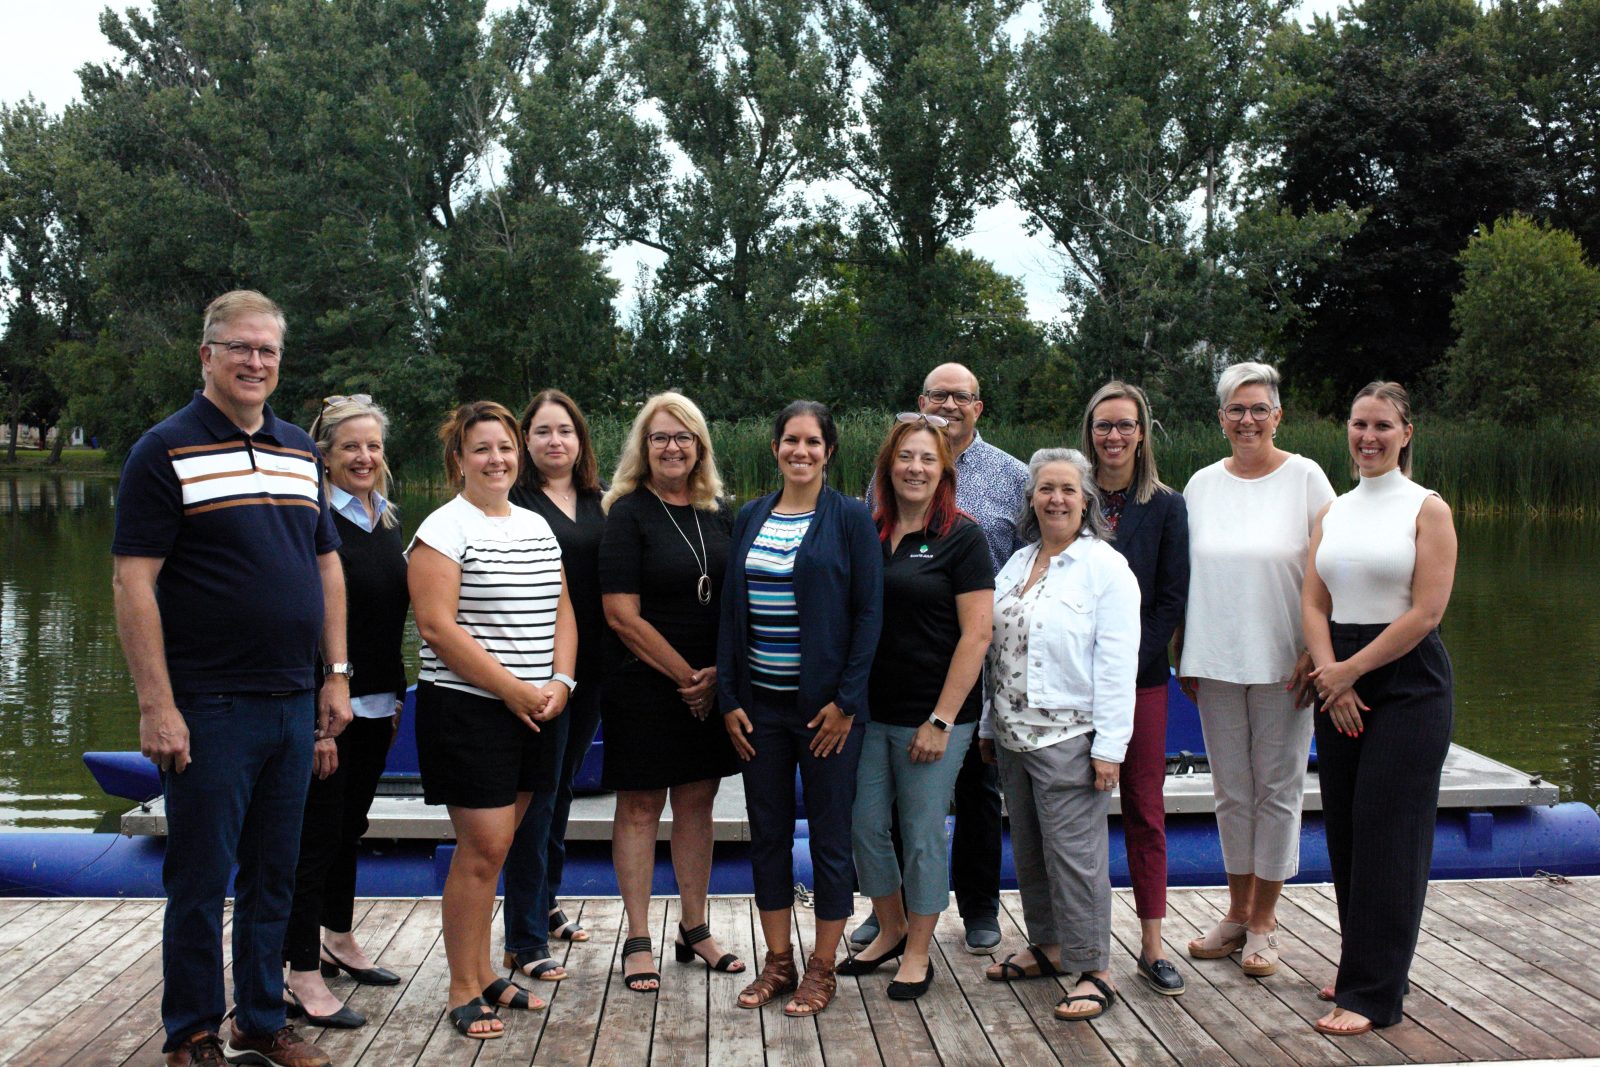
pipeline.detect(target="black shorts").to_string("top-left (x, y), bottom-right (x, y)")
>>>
top-left (414, 680), bottom-right (555, 808)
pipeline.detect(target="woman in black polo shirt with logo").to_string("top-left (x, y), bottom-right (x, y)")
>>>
top-left (842, 413), bottom-right (994, 1000)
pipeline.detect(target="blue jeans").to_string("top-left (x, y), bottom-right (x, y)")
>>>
top-left (161, 691), bottom-right (314, 1051)
top-left (741, 690), bottom-right (863, 921)
top-left (852, 721), bottom-right (974, 915)
top-left (502, 682), bottom-right (597, 957)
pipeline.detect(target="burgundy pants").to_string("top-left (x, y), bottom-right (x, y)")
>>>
top-left (1121, 685), bottom-right (1169, 919)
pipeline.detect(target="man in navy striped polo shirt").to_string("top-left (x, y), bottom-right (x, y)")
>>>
top-left (113, 290), bottom-right (350, 1067)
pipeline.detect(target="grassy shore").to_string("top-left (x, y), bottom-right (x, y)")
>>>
top-left (0, 448), bottom-right (112, 474)
top-left (395, 412), bottom-right (1599, 516)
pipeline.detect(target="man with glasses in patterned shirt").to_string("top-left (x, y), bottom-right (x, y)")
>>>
top-left (857, 362), bottom-right (1027, 954)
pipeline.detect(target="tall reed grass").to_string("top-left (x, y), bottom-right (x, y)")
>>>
top-left (396, 410), bottom-right (1600, 516)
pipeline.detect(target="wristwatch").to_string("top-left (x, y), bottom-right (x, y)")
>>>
top-left (323, 662), bottom-right (354, 681)
top-left (550, 672), bottom-right (577, 694)
top-left (927, 713), bottom-right (953, 733)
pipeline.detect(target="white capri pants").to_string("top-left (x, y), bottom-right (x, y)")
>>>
top-left (1195, 679), bottom-right (1312, 881)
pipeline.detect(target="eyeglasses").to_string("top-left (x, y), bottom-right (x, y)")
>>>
top-left (322, 393), bottom-right (372, 409)
top-left (896, 411), bottom-right (950, 428)
top-left (1223, 403), bottom-right (1277, 422)
top-left (647, 431), bottom-right (696, 449)
top-left (207, 339), bottom-right (282, 365)
top-left (1091, 418), bottom-right (1139, 437)
top-left (923, 389), bottom-right (978, 407)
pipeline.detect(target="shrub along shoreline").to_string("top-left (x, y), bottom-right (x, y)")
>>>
top-left (391, 412), bottom-right (1599, 518)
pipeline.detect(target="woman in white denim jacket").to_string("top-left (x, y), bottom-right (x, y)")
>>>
top-left (979, 447), bottom-right (1140, 1023)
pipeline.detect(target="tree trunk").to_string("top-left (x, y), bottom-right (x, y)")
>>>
top-left (5, 395), bottom-right (18, 462)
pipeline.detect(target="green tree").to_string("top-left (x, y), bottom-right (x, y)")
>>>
top-left (1445, 214), bottom-right (1600, 423)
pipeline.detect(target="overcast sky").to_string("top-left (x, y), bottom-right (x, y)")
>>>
top-left (1, 0), bottom-right (1347, 321)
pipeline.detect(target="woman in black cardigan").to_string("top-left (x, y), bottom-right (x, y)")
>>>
top-left (283, 396), bottom-right (411, 1026)
top-left (1079, 381), bottom-right (1190, 996)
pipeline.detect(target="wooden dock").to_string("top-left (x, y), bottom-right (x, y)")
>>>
top-left (2, 878), bottom-right (1599, 1066)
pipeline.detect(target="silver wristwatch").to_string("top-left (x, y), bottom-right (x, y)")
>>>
top-left (550, 672), bottom-right (577, 694)
top-left (323, 662), bottom-right (354, 681)
top-left (927, 713), bottom-right (953, 733)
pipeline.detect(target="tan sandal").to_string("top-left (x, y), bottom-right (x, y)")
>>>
top-left (1240, 930), bottom-right (1279, 976)
top-left (1187, 919), bottom-right (1247, 959)
top-left (737, 948), bottom-right (797, 1009)
top-left (783, 953), bottom-right (837, 1018)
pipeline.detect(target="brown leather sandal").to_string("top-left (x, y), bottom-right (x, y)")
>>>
top-left (783, 953), bottom-right (837, 1018)
top-left (737, 948), bottom-right (797, 1009)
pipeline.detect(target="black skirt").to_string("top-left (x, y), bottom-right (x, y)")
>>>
top-left (600, 660), bottom-right (738, 791)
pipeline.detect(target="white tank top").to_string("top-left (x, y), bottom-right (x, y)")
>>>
top-left (1316, 469), bottom-right (1436, 625)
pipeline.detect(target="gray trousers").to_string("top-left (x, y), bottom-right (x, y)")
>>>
top-left (997, 734), bottom-right (1111, 972)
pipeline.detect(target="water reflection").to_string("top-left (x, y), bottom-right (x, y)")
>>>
top-left (0, 474), bottom-right (1596, 830)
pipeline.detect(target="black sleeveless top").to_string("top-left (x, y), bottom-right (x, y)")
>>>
top-left (331, 509), bottom-right (410, 697)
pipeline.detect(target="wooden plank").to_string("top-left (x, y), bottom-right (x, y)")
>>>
top-left (533, 896), bottom-right (620, 1066)
top-left (903, 912), bottom-right (998, 1067)
top-left (1432, 881), bottom-right (1600, 1001)
top-left (0, 899), bottom-right (119, 989)
top-left (1294, 885), bottom-right (1583, 1060)
top-left (1166, 891), bottom-right (1358, 1067)
top-left (1104, 894), bottom-right (1244, 1067)
top-left (409, 901), bottom-right (514, 1067)
top-left (706, 896), bottom-right (766, 1067)
top-left (993, 894), bottom-right (1122, 1067)
top-left (590, 895), bottom-right (665, 1067)
top-left (1268, 891), bottom-right (1492, 1063)
top-left (1, 903), bottom-right (167, 1066)
top-left (0, 899), bottom-right (40, 934)
top-left (0, 901), bottom-right (157, 1023)
top-left (649, 896), bottom-right (709, 1067)
top-left (796, 897), bottom-right (881, 1067)
top-left (474, 895), bottom-right (584, 1067)
top-left (929, 907), bottom-right (1062, 1066)
top-left (353, 898), bottom-right (450, 1066)
top-left (1491, 877), bottom-right (1600, 950)
top-left (313, 900), bottom-right (426, 1066)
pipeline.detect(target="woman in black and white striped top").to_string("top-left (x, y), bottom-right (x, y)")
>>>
top-left (408, 401), bottom-right (577, 1042)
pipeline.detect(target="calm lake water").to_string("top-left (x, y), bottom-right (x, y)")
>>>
top-left (1, 473), bottom-right (1596, 830)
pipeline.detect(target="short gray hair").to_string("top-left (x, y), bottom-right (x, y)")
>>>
top-left (1015, 447), bottom-right (1112, 544)
top-left (1216, 361), bottom-right (1281, 409)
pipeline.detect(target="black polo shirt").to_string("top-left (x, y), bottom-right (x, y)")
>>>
top-left (112, 391), bottom-right (340, 694)
top-left (868, 517), bottom-right (994, 727)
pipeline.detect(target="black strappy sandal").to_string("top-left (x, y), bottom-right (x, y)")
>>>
top-left (503, 950), bottom-right (565, 981)
top-left (1054, 974), bottom-right (1117, 1021)
top-left (621, 935), bottom-right (660, 992)
top-left (673, 921), bottom-right (745, 973)
top-left (549, 908), bottom-right (589, 942)
top-left (483, 977), bottom-right (544, 1012)
top-left (447, 997), bottom-right (503, 1040)
top-left (986, 944), bottom-right (1063, 982)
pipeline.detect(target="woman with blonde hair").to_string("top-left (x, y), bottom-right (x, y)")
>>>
top-left (599, 392), bottom-right (743, 993)
top-left (282, 395), bottom-right (409, 1027)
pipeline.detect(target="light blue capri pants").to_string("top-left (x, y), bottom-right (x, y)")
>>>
top-left (851, 720), bottom-right (976, 914)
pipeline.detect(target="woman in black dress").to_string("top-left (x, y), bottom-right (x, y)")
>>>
top-left (501, 389), bottom-right (607, 981)
top-left (283, 395), bottom-right (410, 1027)
top-left (600, 391), bottom-right (742, 993)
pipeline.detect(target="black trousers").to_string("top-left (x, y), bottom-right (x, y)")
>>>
top-left (283, 715), bottom-right (393, 972)
top-left (1315, 624), bottom-right (1453, 1027)
top-left (950, 738), bottom-right (1003, 922)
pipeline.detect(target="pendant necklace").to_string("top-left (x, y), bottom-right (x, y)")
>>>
top-left (657, 492), bottom-right (713, 605)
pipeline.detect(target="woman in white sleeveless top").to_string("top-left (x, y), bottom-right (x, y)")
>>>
top-left (1301, 381), bottom-right (1457, 1037)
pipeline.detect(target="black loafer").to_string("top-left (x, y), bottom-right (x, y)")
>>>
top-left (285, 988), bottom-right (366, 1029)
top-left (887, 958), bottom-right (935, 1001)
top-left (321, 947), bottom-right (402, 986)
top-left (1137, 954), bottom-right (1186, 996)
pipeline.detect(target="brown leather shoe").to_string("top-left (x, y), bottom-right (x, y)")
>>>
top-left (222, 1022), bottom-right (330, 1067)
top-left (783, 952), bottom-right (838, 1017)
top-left (165, 1031), bottom-right (227, 1066)
top-left (737, 947), bottom-right (798, 1009)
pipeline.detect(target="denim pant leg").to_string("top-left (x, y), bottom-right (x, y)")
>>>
top-left (897, 723), bottom-right (974, 916)
top-left (796, 717), bottom-right (864, 921)
top-left (851, 722), bottom-right (901, 901)
top-left (231, 693), bottom-right (315, 1038)
top-left (504, 708), bottom-right (571, 958)
top-left (161, 693), bottom-right (262, 1051)
top-left (545, 682), bottom-right (602, 915)
top-left (741, 698), bottom-right (801, 913)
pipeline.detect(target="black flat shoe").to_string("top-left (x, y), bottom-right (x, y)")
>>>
top-left (836, 935), bottom-right (907, 976)
top-left (886, 958), bottom-right (935, 1001)
top-left (320, 946), bottom-right (401, 986)
top-left (284, 987), bottom-right (366, 1029)
top-left (1137, 954), bottom-right (1186, 996)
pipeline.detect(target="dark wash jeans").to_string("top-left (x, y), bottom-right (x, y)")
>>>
top-left (161, 690), bottom-right (314, 1051)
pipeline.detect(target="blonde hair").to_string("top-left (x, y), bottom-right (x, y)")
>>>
top-left (1079, 380), bottom-right (1171, 505)
top-left (310, 397), bottom-right (399, 529)
top-left (201, 290), bottom-right (287, 346)
top-left (603, 392), bottom-right (724, 513)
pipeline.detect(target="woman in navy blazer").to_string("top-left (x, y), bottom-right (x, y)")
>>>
top-left (1080, 381), bottom-right (1190, 996)
top-left (719, 400), bottom-right (883, 1018)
